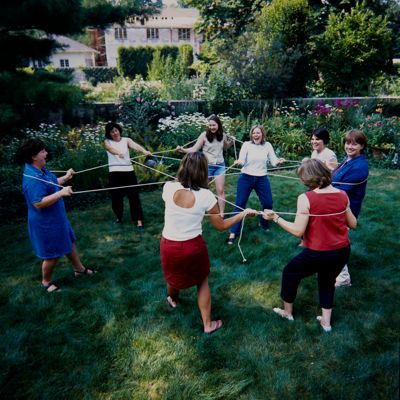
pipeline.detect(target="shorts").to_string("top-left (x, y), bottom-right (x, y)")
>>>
top-left (208, 162), bottom-right (225, 177)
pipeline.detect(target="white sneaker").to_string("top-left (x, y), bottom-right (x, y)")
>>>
top-left (273, 307), bottom-right (294, 321)
top-left (316, 316), bottom-right (332, 332)
top-left (335, 278), bottom-right (352, 287)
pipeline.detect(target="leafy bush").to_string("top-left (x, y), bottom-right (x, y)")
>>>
top-left (118, 76), bottom-right (167, 135)
top-left (117, 45), bottom-right (181, 79)
top-left (83, 67), bottom-right (119, 85)
top-left (314, 2), bottom-right (392, 95)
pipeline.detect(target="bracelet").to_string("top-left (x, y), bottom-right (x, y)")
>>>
top-left (274, 216), bottom-right (280, 223)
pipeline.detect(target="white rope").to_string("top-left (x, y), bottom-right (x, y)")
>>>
top-left (332, 178), bottom-right (368, 186)
top-left (74, 162), bottom-right (109, 174)
top-left (73, 181), bottom-right (168, 194)
top-left (148, 154), bottom-right (182, 162)
top-left (273, 208), bottom-right (348, 217)
top-left (130, 159), bottom-right (176, 180)
top-left (209, 162), bottom-right (237, 185)
top-left (23, 174), bottom-right (63, 188)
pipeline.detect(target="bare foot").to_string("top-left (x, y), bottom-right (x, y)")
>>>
top-left (204, 319), bottom-right (223, 334)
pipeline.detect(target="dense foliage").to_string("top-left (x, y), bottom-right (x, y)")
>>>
top-left (117, 45), bottom-right (181, 79)
top-left (83, 67), bottom-right (119, 85)
top-left (0, 0), bottom-right (161, 142)
top-left (314, 2), bottom-right (392, 95)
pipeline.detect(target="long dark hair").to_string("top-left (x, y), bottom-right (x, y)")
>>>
top-left (177, 152), bottom-right (209, 190)
top-left (205, 114), bottom-right (224, 142)
top-left (16, 138), bottom-right (47, 164)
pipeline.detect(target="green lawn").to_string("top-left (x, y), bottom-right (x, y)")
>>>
top-left (0, 168), bottom-right (398, 399)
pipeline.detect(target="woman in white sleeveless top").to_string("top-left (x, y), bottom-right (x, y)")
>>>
top-left (176, 114), bottom-right (233, 217)
top-left (104, 122), bottom-right (152, 228)
top-left (161, 152), bottom-right (257, 334)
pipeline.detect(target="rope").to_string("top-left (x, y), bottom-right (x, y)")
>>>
top-left (209, 162), bottom-right (237, 185)
top-left (23, 174), bottom-right (63, 188)
top-left (73, 181), bottom-right (167, 194)
top-left (130, 159), bottom-right (176, 180)
top-left (233, 139), bottom-right (238, 160)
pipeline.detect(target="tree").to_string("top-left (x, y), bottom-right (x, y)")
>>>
top-left (0, 0), bottom-right (161, 141)
top-left (220, 0), bottom-right (311, 99)
top-left (181, 0), bottom-right (267, 40)
top-left (315, 2), bottom-right (392, 95)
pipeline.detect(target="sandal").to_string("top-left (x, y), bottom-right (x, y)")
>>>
top-left (42, 282), bottom-right (61, 293)
top-left (74, 267), bottom-right (97, 277)
top-left (204, 320), bottom-right (223, 334)
top-left (226, 235), bottom-right (236, 245)
top-left (273, 307), bottom-right (294, 321)
top-left (166, 296), bottom-right (177, 308)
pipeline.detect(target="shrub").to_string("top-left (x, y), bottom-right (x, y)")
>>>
top-left (117, 45), bottom-right (181, 79)
top-left (83, 67), bottom-right (119, 85)
top-left (118, 76), bottom-right (167, 135)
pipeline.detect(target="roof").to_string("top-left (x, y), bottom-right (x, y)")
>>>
top-left (53, 35), bottom-right (99, 54)
top-left (125, 7), bottom-right (200, 29)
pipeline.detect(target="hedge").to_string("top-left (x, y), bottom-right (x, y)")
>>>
top-left (117, 45), bottom-right (183, 79)
top-left (83, 67), bottom-right (119, 85)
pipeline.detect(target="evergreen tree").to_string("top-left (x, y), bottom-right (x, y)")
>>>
top-left (0, 0), bottom-right (161, 141)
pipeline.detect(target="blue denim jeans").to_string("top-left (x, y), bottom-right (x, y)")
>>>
top-left (230, 173), bottom-right (273, 235)
top-left (208, 162), bottom-right (225, 177)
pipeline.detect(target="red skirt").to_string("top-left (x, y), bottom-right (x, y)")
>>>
top-left (160, 235), bottom-right (210, 290)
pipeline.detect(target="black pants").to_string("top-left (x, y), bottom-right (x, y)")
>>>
top-left (280, 246), bottom-right (350, 309)
top-left (109, 171), bottom-right (144, 222)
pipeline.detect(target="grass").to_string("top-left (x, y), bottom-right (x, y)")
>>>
top-left (0, 168), bottom-right (399, 399)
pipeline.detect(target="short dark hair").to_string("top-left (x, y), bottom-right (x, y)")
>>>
top-left (16, 138), bottom-right (46, 165)
top-left (297, 158), bottom-right (332, 189)
top-left (312, 128), bottom-right (330, 144)
top-left (177, 152), bottom-right (209, 190)
top-left (344, 129), bottom-right (367, 153)
top-left (105, 122), bottom-right (122, 139)
top-left (205, 114), bottom-right (224, 142)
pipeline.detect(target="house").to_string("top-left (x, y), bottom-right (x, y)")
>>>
top-left (104, 6), bottom-right (202, 67)
top-left (31, 35), bottom-right (99, 69)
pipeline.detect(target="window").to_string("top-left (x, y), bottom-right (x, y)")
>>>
top-left (114, 27), bottom-right (127, 40)
top-left (60, 59), bottom-right (69, 68)
top-left (32, 59), bottom-right (45, 68)
top-left (147, 28), bottom-right (159, 39)
top-left (178, 28), bottom-right (191, 41)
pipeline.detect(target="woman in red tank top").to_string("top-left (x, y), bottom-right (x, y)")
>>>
top-left (263, 159), bottom-right (357, 332)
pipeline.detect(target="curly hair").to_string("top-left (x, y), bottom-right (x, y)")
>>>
top-left (105, 122), bottom-right (123, 139)
top-left (16, 138), bottom-right (46, 165)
